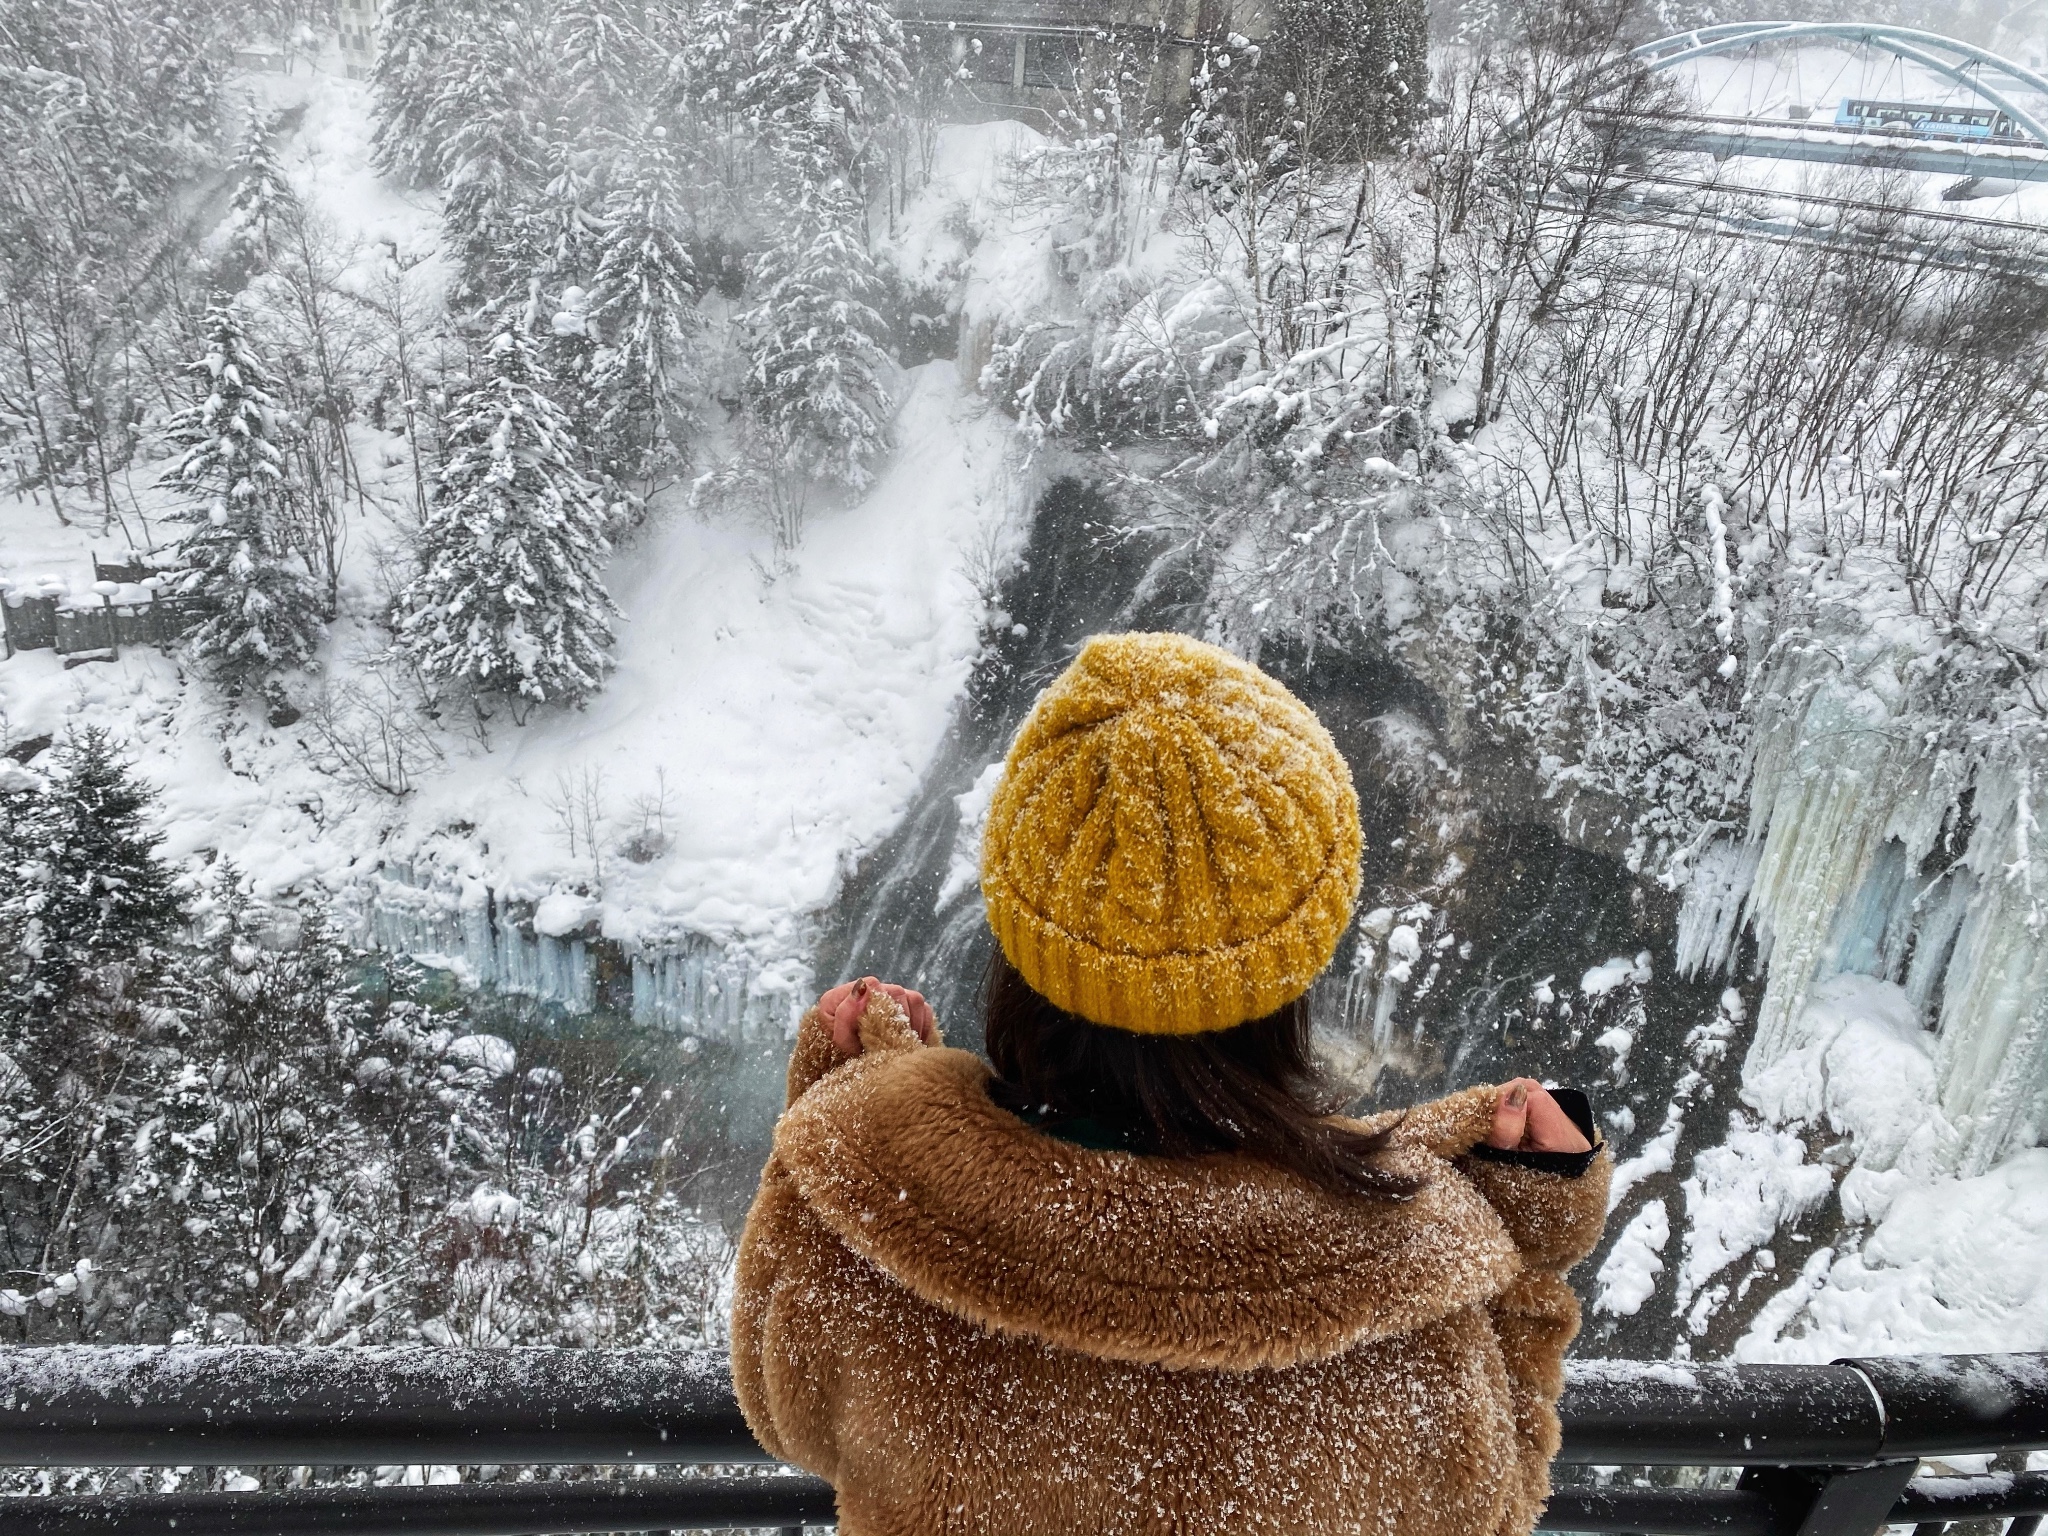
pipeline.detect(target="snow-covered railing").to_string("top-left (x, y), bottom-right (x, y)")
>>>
top-left (0, 1349), bottom-right (2042, 1535)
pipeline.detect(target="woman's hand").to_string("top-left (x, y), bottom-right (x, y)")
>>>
top-left (817, 976), bottom-right (936, 1057)
top-left (1487, 1078), bottom-right (1593, 1155)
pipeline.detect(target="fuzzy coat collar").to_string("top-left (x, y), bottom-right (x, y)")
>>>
top-left (773, 1045), bottom-right (1524, 1373)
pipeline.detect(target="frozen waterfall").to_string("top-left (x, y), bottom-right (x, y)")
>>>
top-left (365, 864), bottom-right (792, 1042)
top-left (1676, 663), bottom-right (2047, 1176)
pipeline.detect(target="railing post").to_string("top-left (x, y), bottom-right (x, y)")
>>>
top-left (1740, 1461), bottom-right (1922, 1536)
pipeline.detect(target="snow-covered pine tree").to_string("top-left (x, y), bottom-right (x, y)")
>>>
top-left (738, 0), bottom-right (909, 178)
top-left (555, 0), bottom-right (655, 144)
top-left (165, 304), bottom-right (325, 691)
top-left (672, 0), bottom-right (758, 131)
top-left (733, 0), bottom-right (908, 503)
top-left (437, 12), bottom-right (551, 317)
top-left (532, 123), bottom-right (607, 433)
top-left (741, 165), bottom-right (894, 496)
top-left (394, 325), bottom-right (619, 710)
top-left (148, 875), bottom-right (374, 1343)
top-left (0, 729), bottom-right (185, 1027)
top-left (225, 102), bottom-right (298, 269)
top-left (589, 123), bottom-right (700, 488)
top-left (370, 0), bottom-right (462, 186)
top-left (0, 731), bottom-right (185, 1340)
top-left (1256, 0), bottom-right (1430, 158)
top-left (534, 125), bottom-right (606, 298)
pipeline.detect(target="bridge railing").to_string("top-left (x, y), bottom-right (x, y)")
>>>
top-left (0, 1348), bottom-right (2043, 1536)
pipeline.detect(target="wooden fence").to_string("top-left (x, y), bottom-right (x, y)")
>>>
top-left (0, 556), bottom-right (201, 664)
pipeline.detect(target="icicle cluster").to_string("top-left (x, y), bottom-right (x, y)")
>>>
top-left (1677, 647), bottom-right (2048, 1175)
top-left (367, 864), bottom-right (788, 1040)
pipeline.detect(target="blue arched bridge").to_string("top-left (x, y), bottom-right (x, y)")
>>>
top-left (1621, 22), bottom-right (2048, 185)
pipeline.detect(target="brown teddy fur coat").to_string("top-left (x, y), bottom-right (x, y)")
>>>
top-left (732, 993), bottom-right (1612, 1536)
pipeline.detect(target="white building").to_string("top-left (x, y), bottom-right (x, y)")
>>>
top-left (340, 0), bottom-right (381, 80)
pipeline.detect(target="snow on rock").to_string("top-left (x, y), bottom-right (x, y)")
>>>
top-left (1581, 951), bottom-right (1651, 997)
top-left (533, 893), bottom-right (602, 939)
top-left (444, 1035), bottom-right (517, 1077)
top-left (1739, 1148), bottom-right (2048, 1359)
top-left (1675, 1116), bottom-right (1832, 1318)
top-left (1722, 973), bottom-right (2048, 1356)
top-left (1594, 1025), bottom-right (1634, 1079)
top-left (1608, 1104), bottom-right (1683, 1213)
top-left (467, 1186), bottom-right (522, 1229)
top-left (1385, 924), bottom-right (1422, 985)
top-left (1595, 1198), bottom-right (1670, 1318)
top-left (1744, 973), bottom-right (1948, 1173)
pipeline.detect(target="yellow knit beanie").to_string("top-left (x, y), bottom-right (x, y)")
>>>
top-left (980, 632), bottom-right (1362, 1036)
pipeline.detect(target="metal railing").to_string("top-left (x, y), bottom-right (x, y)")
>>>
top-left (0, 1347), bottom-right (2042, 1535)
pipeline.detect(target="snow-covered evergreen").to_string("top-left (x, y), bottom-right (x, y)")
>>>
top-left (225, 104), bottom-right (297, 268)
top-left (0, 732), bottom-right (186, 1338)
top-left (554, 0), bottom-right (655, 143)
top-left (733, 0), bottom-right (909, 498)
top-left (0, 730), bottom-right (185, 1029)
top-left (741, 168), bottom-right (894, 494)
top-left (369, 0), bottom-right (464, 186)
top-left (738, 0), bottom-right (909, 159)
top-left (1256, 0), bottom-right (1430, 157)
top-left (164, 304), bottom-right (325, 691)
top-left (590, 123), bottom-right (700, 486)
top-left (394, 325), bottom-right (619, 709)
top-left (436, 11), bottom-right (551, 316)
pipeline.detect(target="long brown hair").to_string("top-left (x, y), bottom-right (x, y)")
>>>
top-left (982, 952), bottom-right (1423, 1200)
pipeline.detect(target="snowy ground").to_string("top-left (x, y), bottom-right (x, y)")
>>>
top-left (1735, 975), bottom-right (2048, 1359)
top-left (1590, 970), bottom-right (2048, 1360)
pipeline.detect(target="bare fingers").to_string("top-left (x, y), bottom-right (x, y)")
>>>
top-left (1487, 1078), bottom-right (1592, 1154)
top-left (827, 979), bottom-right (871, 1055)
top-left (1488, 1078), bottom-right (1536, 1149)
top-left (1522, 1084), bottom-right (1592, 1154)
top-left (823, 978), bottom-right (936, 1056)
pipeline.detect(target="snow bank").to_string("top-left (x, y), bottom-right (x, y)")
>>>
top-left (1596, 1199), bottom-right (1670, 1318)
top-left (1681, 975), bottom-right (2048, 1357)
top-left (1745, 974), bottom-right (1948, 1173)
top-left (1739, 1148), bottom-right (2048, 1360)
top-left (1581, 951), bottom-right (1651, 997)
top-left (1676, 1117), bottom-right (1831, 1320)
